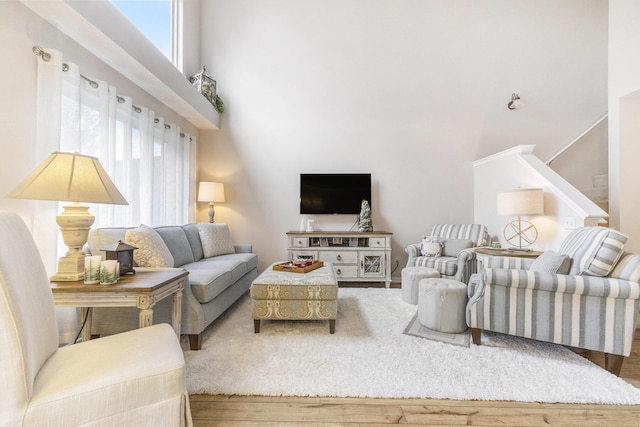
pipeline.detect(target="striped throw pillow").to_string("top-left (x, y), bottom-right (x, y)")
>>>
top-left (558, 227), bottom-right (627, 276)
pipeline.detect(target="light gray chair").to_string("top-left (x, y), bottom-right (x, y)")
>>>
top-left (405, 223), bottom-right (490, 284)
top-left (467, 226), bottom-right (640, 376)
top-left (0, 212), bottom-right (192, 426)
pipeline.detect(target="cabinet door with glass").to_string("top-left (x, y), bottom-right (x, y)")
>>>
top-left (359, 252), bottom-right (385, 279)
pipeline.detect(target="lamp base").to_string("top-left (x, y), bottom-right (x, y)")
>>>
top-left (51, 203), bottom-right (95, 281)
top-left (208, 202), bottom-right (215, 223)
top-left (50, 256), bottom-right (85, 281)
top-left (503, 217), bottom-right (538, 249)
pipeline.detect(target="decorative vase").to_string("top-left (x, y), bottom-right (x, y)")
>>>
top-left (357, 199), bottom-right (373, 232)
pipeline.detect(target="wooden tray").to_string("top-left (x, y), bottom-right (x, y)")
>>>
top-left (273, 260), bottom-right (324, 273)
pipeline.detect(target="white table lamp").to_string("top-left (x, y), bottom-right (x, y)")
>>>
top-left (7, 152), bottom-right (128, 281)
top-left (198, 181), bottom-right (225, 223)
top-left (497, 188), bottom-right (544, 249)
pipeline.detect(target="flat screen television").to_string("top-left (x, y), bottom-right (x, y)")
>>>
top-left (300, 173), bottom-right (371, 215)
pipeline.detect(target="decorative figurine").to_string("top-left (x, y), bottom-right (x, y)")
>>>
top-left (357, 199), bottom-right (373, 232)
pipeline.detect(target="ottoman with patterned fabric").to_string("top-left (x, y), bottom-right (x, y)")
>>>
top-left (251, 262), bottom-right (338, 333)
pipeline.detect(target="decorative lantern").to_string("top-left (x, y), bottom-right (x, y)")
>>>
top-left (101, 240), bottom-right (137, 276)
top-left (189, 66), bottom-right (216, 106)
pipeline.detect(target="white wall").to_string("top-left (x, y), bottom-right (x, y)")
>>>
top-left (197, 0), bottom-right (608, 275)
top-left (609, 0), bottom-right (640, 253)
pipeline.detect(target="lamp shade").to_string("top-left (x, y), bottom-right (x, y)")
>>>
top-left (497, 188), bottom-right (543, 216)
top-left (198, 182), bottom-right (225, 203)
top-left (7, 152), bottom-right (128, 205)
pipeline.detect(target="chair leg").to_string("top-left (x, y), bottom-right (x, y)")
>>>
top-left (604, 353), bottom-right (624, 376)
top-left (188, 334), bottom-right (202, 350)
top-left (470, 328), bottom-right (482, 345)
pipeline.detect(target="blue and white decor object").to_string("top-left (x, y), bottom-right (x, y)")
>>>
top-left (84, 255), bottom-right (101, 284)
top-left (99, 260), bottom-right (119, 285)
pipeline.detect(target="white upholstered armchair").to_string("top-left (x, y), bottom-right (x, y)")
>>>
top-left (467, 226), bottom-right (640, 376)
top-left (405, 223), bottom-right (490, 284)
top-left (0, 213), bottom-right (192, 426)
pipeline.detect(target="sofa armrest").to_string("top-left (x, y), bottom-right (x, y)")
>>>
top-left (405, 243), bottom-right (422, 267)
top-left (234, 244), bottom-right (253, 254)
top-left (484, 268), bottom-right (640, 299)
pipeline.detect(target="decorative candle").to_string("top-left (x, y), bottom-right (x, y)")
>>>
top-left (84, 255), bottom-right (102, 284)
top-left (99, 260), bottom-right (119, 285)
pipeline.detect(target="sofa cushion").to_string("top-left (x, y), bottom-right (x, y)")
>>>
top-left (181, 224), bottom-right (204, 261)
top-left (441, 239), bottom-right (473, 257)
top-left (558, 227), bottom-right (627, 276)
top-left (88, 227), bottom-right (128, 258)
top-left (431, 224), bottom-right (490, 247)
top-left (154, 226), bottom-right (195, 267)
top-left (413, 256), bottom-right (457, 277)
top-left (197, 223), bottom-right (235, 258)
top-left (185, 257), bottom-right (248, 282)
top-left (188, 269), bottom-right (234, 303)
top-left (125, 225), bottom-right (174, 268)
top-left (530, 251), bottom-right (571, 274)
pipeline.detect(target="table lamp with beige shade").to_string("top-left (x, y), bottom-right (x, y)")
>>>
top-left (7, 152), bottom-right (128, 281)
top-left (497, 188), bottom-right (544, 249)
top-left (198, 181), bottom-right (225, 223)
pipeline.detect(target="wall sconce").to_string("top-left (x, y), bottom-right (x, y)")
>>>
top-left (507, 93), bottom-right (522, 110)
top-left (497, 188), bottom-right (544, 249)
top-left (198, 181), bottom-right (225, 223)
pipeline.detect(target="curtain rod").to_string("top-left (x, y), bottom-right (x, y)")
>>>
top-left (32, 46), bottom-right (193, 142)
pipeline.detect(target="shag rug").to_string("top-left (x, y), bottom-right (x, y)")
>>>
top-left (183, 288), bottom-right (640, 404)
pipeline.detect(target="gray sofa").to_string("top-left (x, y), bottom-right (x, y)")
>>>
top-left (86, 223), bottom-right (258, 350)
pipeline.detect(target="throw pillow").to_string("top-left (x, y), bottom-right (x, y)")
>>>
top-left (530, 251), bottom-right (571, 274)
top-left (125, 225), bottom-right (174, 268)
top-left (198, 223), bottom-right (235, 258)
top-left (420, 236), bottom-right (442, 257)
top-left (441, 239), bottom-right (474, 257)
top-left (558, 227), bottom-right (627, 276)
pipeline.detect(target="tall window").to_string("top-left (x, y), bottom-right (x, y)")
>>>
top-left (111, 0), bottom-right (172, 60)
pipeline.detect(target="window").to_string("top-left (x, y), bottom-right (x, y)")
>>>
top-left (111, 0), bottom-right (172, 60)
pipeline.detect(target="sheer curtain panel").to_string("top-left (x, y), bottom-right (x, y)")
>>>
top-left (34, 48), bottom-right (196, 344)
top-left (36, 48), bottom-right (196, 230)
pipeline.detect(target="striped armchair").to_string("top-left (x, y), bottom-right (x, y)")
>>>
top-left (405, 224), bottom-right (490, 284)
top-left (467, 226), bottom-right (640, 376)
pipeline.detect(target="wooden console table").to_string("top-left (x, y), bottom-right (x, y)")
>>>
top-left (50, 269), bottom-right (188, 343)
top-left (287, 231), bottom-right (392, 288)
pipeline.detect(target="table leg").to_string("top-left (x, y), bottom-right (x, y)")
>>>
top-left (139, 308), bottom-right (154, 328)
top-left (254, 319), bottom-right (261, 333)
top-left (329, 319), bottom-right (335, 334)
top-left (172, 289), bottom-right (183, 338)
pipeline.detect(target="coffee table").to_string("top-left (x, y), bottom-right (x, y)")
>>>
top-left (251, 262), bottom-right (338, 333)
top-left (50, 268), bottom-right (188, 343)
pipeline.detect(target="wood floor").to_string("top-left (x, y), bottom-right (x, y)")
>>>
top-left (189, 284), bottom-right (640, 426)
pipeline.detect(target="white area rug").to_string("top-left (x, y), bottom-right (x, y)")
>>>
top-left (183, 288), bottom-right (640, 404)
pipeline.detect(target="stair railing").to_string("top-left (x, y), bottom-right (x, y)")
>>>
top-left (545, 114), bottom-right (608, 165)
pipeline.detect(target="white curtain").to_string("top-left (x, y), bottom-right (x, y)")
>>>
top-left (36, 49), bottom-right (196, 229)
top-left (35, 49), bottom-right (196, 343)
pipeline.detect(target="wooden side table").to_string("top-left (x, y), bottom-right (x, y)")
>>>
top-left (50, 269), bottom-right (188, 343)
top-left (474, 247), bottom-right (543, 271)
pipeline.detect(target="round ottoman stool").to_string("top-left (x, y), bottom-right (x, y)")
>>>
top-left (418, 278), bottom-right (468, 333)
top-left (401, 266), bottom-right (440, 304)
